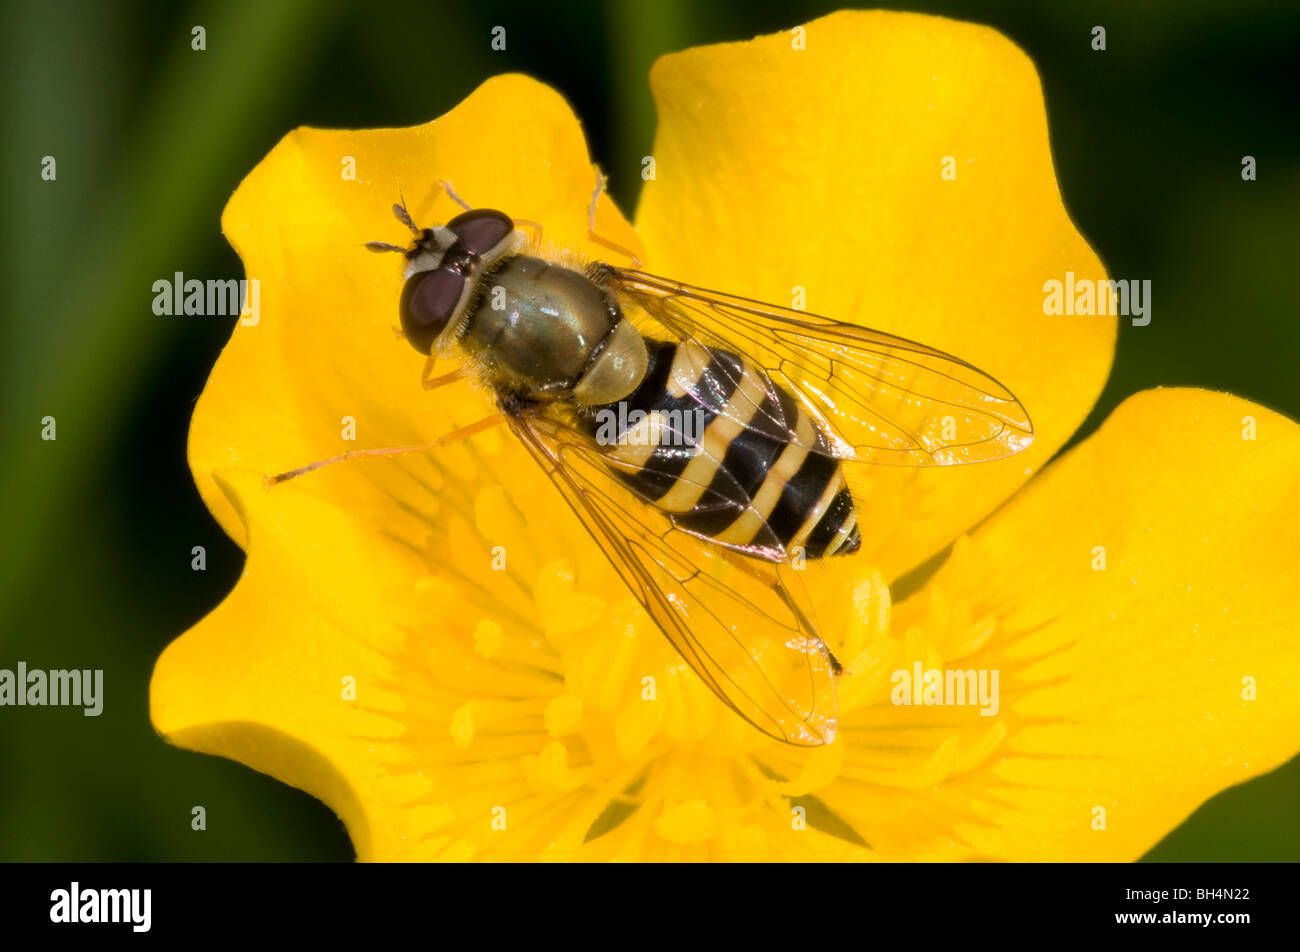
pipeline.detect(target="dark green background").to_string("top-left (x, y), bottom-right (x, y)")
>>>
top-left (2, 0), bottom-right (1297, 861)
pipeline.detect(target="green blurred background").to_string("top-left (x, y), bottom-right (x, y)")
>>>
top-left (2, 0), bottom-right (1297, 861)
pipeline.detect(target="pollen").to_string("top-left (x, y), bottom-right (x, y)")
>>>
top-left (449, 701), bottom-right (477, 749)
top-left (544, 694), bottom-right (583, 736)
top-left (534, 559), bottom-right (605, 639)
top-left (523, 740), bottom-right (584, 793)
top-left (614, 693), bottom-right (662, 758)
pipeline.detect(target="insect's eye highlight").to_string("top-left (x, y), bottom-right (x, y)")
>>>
top-left (399, 269), bottom-right (464, 354)
top-left (446, 209), bottom-right (514, 256)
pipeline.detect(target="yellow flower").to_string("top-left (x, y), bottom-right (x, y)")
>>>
top-left (152, 10), bottom-right (1300, 861)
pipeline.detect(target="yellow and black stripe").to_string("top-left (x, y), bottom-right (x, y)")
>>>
top-left (591, 339), bottom-right (861, 560)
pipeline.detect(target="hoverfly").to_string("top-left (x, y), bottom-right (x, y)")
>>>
top-left (272, 178), bottom-right (1033, 747)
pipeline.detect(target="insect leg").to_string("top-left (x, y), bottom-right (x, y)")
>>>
top-left (263, 413), bottom-right (505, 488)
top-left (438, 179), bottom-right (473, 211)
top-left (586, 170), bottom-right (642, 267)
top-left (512, 218), bottom-right (544, 249)
top-left (420, 357), bottom-right (468, 391)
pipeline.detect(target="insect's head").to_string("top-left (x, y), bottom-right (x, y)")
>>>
top-left (369, 203), bottom-right (516, 355)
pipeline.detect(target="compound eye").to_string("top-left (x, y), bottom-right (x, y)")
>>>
top-left (446, 209), bottom-right (514, 256)
top-left (399, 269), bottom-right (464, 354)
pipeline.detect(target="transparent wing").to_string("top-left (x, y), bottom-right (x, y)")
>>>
top-left (598, 265), bottom-right (1034, 466)
top-left (509, 411), bottom-right (839, 746)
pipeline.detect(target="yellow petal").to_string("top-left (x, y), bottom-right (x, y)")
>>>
top-left (151, 469), bottom-right (431, 860)
top-left (822, 389), bottom-right (1300, 860)
top-left (637, 10), bottom-right (1114, 578)
top-left (152, 468), bottom-right (620, 861)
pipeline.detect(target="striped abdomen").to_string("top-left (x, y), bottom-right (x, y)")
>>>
top-left (589, 339), bottom-right (861, 560)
